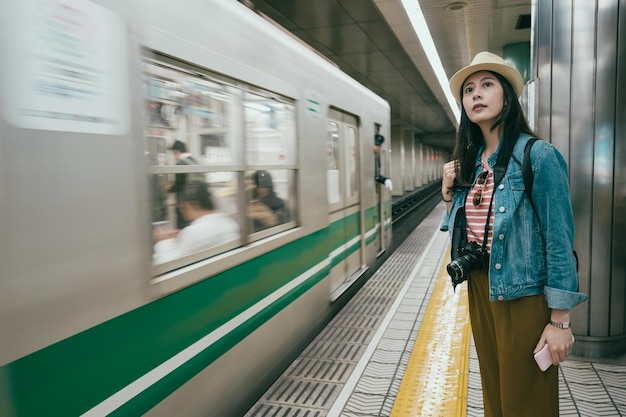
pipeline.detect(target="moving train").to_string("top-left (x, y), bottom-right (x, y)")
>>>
top-left (0, 0), bottom-right (393, 416)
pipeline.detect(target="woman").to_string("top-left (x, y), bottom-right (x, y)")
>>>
top-left (440, 52), bottom-right (587, 416)
top-left (247, 170), bottom-right (288, 231)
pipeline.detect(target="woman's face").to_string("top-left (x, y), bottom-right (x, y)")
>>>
top-left (461, 71), bottom-right (504, 127)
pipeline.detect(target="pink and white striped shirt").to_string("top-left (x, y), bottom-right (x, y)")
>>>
top-left (465, 170), bottom-right (495, 252)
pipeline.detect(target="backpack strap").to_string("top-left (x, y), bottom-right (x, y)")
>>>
top-left (523, 137), bottom-right (579, 273)
top-left (523, 138), bottom-right (540, 220)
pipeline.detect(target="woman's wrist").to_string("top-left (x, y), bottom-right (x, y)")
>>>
top-left (549, 319), bottom-right (572, 329)
top-left (550, 309), bottom-right (570, 324)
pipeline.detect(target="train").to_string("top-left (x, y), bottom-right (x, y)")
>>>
top-left (0, 0), bottom-right (394, 416)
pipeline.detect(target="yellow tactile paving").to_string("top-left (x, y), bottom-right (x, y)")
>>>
top-left (390, 255), bottom-right (472, 417)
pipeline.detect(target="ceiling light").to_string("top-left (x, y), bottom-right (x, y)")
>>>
top-left (401, 0), bottom-right (461, 123)
top-left (445, 2), bottom-right (468, 11)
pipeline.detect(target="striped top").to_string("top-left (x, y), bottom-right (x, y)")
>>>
top-left (466, 170), bottom-right (495, 252)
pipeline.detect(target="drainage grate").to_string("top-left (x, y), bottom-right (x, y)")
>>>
top-left (300, 340), bottom-right (364, 361)
top-left (246, 404), bottom-right (325, 417)
top-left (288, 358), bottom-right (354, 383)
top-left (263, 377), bottom-right (340, 408)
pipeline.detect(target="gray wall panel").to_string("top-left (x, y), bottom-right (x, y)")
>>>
top-left (610, 0), bottom-right (626, 337)
top-left (560, 0), bottom-right (596, 336)
top-left (593, 0), bottom-right (619, 337)
top-left (536, 0), bottom-right (553, 135)
top-left (536, 0), bottom-right (625, 356)
top-left (550, 0), bottom-right (572, 157)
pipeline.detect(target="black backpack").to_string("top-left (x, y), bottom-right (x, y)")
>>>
top-left (523, 138), bottom-right (579, 271)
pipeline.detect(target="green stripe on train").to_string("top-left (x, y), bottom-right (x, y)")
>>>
top-left (3, 212), bottom-right (379, 416)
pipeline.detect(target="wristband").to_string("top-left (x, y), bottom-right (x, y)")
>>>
top-left (442, 196), bottom-right (452, 202)
top-left (549, 320), bottom-right (571, 329)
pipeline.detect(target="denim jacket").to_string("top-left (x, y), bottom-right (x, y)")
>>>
top-left (440, 134), bottom-right (587, 310)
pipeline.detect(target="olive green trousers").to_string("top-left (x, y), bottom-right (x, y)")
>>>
top-left (467, 270), bottom-right (559, 417)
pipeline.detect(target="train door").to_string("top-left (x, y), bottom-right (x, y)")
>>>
top-left (374, 184), bottom-right (383, 253)
top-left (327, 109), bottom-right (362, 299)
top-left (373, 125), bottom-right (385, 254)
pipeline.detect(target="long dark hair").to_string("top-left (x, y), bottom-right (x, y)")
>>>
top-left (451, 71), bottom-right (536, 187)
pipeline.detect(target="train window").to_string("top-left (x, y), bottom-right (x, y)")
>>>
top-left (244, 91), bottom-right (296, 166)
top-left (345, 126), bottom-right (358, 199)
top-left (143, 60), bottom-right (243, 272)
top-left (327, 111), bottom-right (359, 210)
top-left (246, 169), bottom-right (295, 234)
top-left (327, 121), bottom-right (341, 204)
top-left (243, 89), bottom-right (298, 237)
top-left (143, 56), bottom-right (299, 274)
top-left (151, 173), bottom-right (241, 267)
top-left (143, 61), bottom-right (241, 168)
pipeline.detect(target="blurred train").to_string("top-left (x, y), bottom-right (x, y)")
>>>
top-left (0, 0), bottom-right (393, 416)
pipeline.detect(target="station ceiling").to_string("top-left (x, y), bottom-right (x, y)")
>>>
top-left (240, 0), bottom-right (531, 152)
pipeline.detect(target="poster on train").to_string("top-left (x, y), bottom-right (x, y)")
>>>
top-left (0, 0), bottom-right (130, 134)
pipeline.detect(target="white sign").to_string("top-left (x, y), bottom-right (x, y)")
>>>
top-left (1, 0), bottom-right (130, 134)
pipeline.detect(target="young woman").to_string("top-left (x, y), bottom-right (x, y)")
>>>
top-left (440, 52), bottom-right (587, 417)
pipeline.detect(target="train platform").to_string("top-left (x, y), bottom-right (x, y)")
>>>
top-left (245, 203), bottom-right (626, 417)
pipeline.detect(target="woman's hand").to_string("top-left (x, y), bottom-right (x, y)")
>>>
top-left (534, 323), bottom-right (575, 366)
top-left (442, 160), bottom-right (458, 201)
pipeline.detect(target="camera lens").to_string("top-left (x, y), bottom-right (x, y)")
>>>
top-left (446, 262), bottom-right (465, 280)
top-left (446, 254), bottom-right (476, 280)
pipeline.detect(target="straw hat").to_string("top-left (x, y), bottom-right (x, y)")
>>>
top-left (449, 51), bottom-right (524, 103)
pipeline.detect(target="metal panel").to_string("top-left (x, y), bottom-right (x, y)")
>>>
top-left (536, 0), bottom-right (625, 355)
top-left (590, 2), bottom-right (617, 336)
top-left (549, 0), bottom-right (572, 158)
top-left (569, 0), bottom-right (597, 336)
top-left (535, 0), bottom-right (553, 137)
top-left (610, 0), bottom-right (626, 337)
top-left (592, 0), bottom-right (619, 337)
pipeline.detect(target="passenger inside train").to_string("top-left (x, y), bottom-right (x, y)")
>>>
top-left (168, 140), bottom-right (205, 229)
top-left (153, 183), bottom-right (240, 264)
top-left (247, 170), bottom-right (289, 232)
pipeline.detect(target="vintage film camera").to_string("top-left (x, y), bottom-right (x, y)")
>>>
top-left (446, 241), bottom-right (489, 288)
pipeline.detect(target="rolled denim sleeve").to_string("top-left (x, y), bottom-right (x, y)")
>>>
top-left (544, 286), bottom-right (587, 310)
top-left (440, 208), bottom-right (450, 232)
top-left (533, 142), bottom-right (587, 309)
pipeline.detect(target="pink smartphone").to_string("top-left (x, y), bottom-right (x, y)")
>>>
top-left (534, 344), bottom-right (552, 371)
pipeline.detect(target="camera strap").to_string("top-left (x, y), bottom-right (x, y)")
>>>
top-left (480, 143), bottom-right (514, 252)
top-left (480, 178), bottom-right (496, 251)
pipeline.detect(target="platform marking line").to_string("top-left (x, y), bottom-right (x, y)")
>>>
top-left (390, 255), bottom-right (471, 417)
top-left (327, 228), bottom-right (442, 417)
